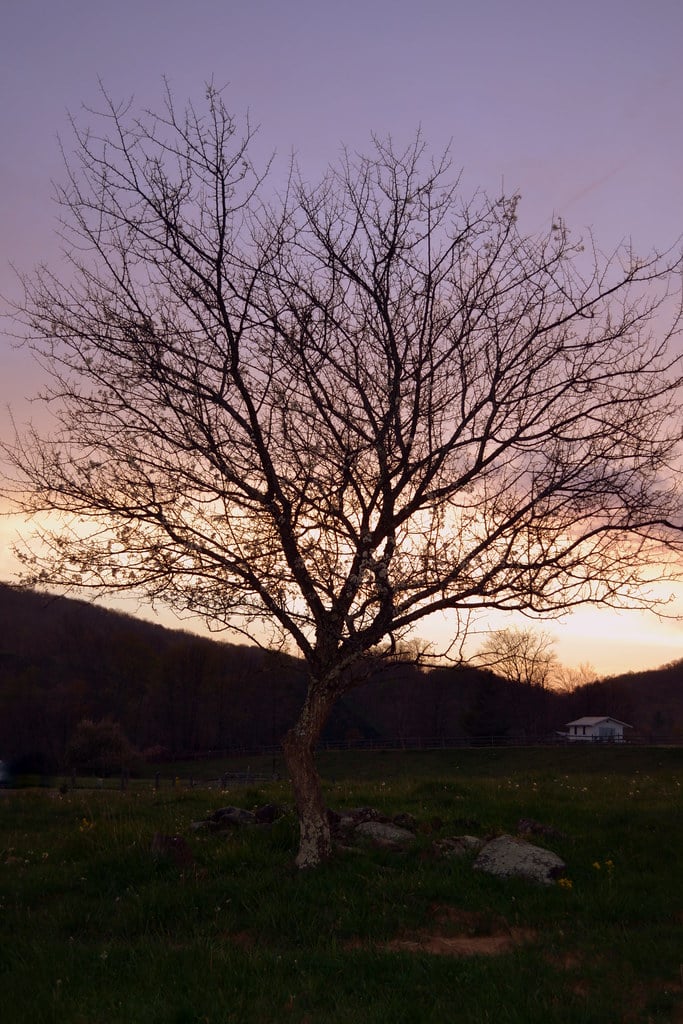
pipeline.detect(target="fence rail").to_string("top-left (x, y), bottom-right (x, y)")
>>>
top-left (5, 732), bottom-right (656, 793)
top-left (167, 732), bottom-right (647, 760)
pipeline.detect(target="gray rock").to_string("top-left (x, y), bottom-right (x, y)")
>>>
top-left (473, 835), bottom-right (566, 885)
top-left (354, 820), bottom-right (417, 848)
top-left (346, 807), bottom-right (389, 824)
top-left (335, 815), bottom-right (358, 834)
top-left (192, 804), bottom-right (282, 834)
top-left (209, 806), bottom-right (257, 827)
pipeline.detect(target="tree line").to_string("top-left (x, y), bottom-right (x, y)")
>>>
top-left (1, 585), bottom-right (681, 775)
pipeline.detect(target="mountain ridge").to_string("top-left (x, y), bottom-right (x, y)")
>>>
top-left (1, 582), bottom-right (681, 765)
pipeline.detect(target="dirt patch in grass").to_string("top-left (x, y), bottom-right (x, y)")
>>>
top-left (354, 904), bottom-right (536, 958)
top-left (383, 930), bottom-right (534, 956)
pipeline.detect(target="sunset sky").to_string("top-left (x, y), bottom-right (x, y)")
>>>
top-left (2, 0), bottom-right (683, 676)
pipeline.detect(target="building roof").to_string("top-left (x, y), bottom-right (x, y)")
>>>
top-left (566, 717), bottom-right (632, 728)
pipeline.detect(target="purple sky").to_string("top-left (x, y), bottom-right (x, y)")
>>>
top-left (2, 0), bottom-right (683, 673)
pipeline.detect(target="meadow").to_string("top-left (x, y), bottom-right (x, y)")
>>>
top-left (1, 746), bottom-right (682, 1023)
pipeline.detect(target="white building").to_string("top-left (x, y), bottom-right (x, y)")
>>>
top-left (564, 717), bottom-right (632, 743)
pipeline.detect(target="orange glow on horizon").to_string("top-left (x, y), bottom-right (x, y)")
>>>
top-left (2, 510), bottom-right (682, 678)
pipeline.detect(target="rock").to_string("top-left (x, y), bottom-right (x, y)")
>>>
top-left (253, 803), bottom-right (284, 824)
top-left (473, 835), bottom-right (566, 885)
top-left (433, 835), bottom-right (485, 858)
top-left (330, 806), bottom-right (395, 841)
top-left (334, 815), bottom-right (359, 836)
top-left (192, 804), bottom-right (282, 834)
top-left (346, 807), bottom-right (389, 824)
top-left (209, 806), bottom-right (257, 827)
top-left (354, 821), bottom-right (417, 848)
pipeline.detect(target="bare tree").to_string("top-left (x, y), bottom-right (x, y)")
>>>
top-left (551, 661), bottom-right (598, 693)
top-left (5, 85), bottom-right (683, 866)
top-left (476, 627), bottom-right (558, 688)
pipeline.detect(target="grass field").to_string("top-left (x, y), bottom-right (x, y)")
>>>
top-left (1, 746), bottom-right (682, 1023)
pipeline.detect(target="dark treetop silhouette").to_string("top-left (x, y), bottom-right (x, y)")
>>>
top-left (6, 85), bottom-right (683, 865)
top-left (476, 626), bottom-right (558, 689)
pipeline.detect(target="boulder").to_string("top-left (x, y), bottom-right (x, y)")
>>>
top-left (192, 804), bottom-right (285, 833)
top-left (330, 806), bottom-right (394, 841)
top-left (345, 807), bottom-right (390, 824)
top-left (334, 815), bottom-right (359, 837)
top-left (253, 803), bottom-right (284, 824)
top-left (354, 820), bottom-right (417, 848)
top-left (209, 806), bottom-right (257, 827)
top-left (473, 835), bottom-right (566, 885)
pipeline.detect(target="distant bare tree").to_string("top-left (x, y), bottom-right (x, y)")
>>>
top-left (5, 84), bottom-right (683, 866)
top-left (476, 627), bottom-right (558, 688)
top-left (551, 661), bottom-right (598, 693)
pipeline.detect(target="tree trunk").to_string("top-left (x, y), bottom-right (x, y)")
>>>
top-left (282, 682), bottom-right (336, 869)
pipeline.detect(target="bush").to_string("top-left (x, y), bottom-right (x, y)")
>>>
top-left (65, 718), bottom-right (140, 776)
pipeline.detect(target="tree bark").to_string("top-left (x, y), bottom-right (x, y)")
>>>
top-left (282, 682), bottom-right (336, 869)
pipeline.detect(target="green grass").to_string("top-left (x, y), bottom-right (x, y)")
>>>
top-left (1, 747), bottom-right (682, 1022)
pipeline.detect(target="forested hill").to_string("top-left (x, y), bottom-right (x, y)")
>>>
top-left (1, 582), bottom-right (681, 767)
top-left (0, 583), bottom-right (307, 765)
top-left (562, 662), bottom-right (683, 744)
